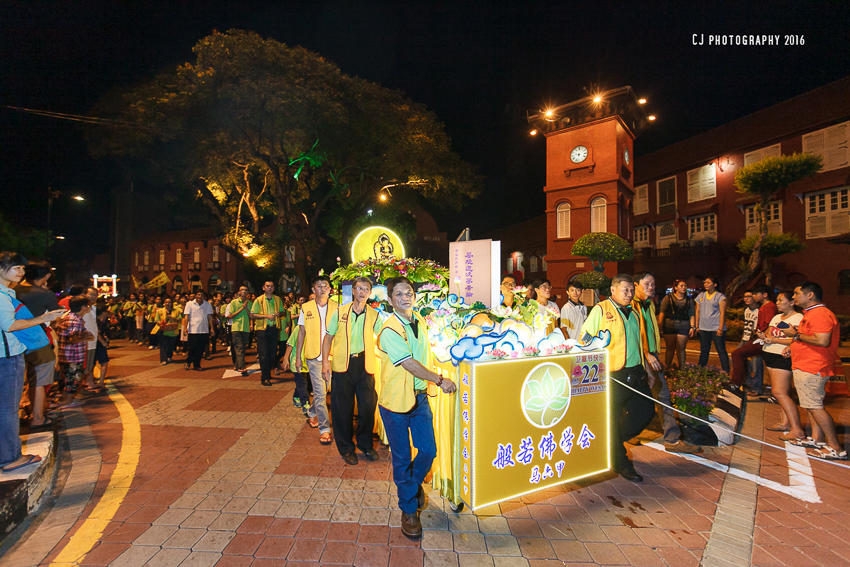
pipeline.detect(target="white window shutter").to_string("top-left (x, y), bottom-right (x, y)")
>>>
top-left (557, 205), bottom-right (570, 238)
top-left (830, 211), bottom-right (850, 235)
top-left (687, 170), bottom-right (701, 203)
top-left (807, 215), bottom-right (828, 238)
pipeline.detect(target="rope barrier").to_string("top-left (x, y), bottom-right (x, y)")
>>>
top-left (609, 375), bottom-right (850, 470)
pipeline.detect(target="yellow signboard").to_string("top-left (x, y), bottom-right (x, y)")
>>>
top-left (451, 351), bottom-right (610, 511)
top-left (351, 226), bottom-right (405, 263)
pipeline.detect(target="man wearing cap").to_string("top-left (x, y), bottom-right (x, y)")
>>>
top-left (321, 277), bottom-right (383, 465)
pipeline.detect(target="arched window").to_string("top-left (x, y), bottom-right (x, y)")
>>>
top-left (557, 203), bottom-right (571, 238)
top-left (839, 270), bottom-right (850, 295)
top-left (172, 275), bottom-right (183, 293)
top-left (591, 198), bottom-right (607, 233)
top-left (209, 275), bottom-right (221, 293)
top-left (190, 275), bottom-right (202, 292)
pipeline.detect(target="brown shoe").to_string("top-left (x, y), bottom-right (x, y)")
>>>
top-left (400, 512), bottom-right (422, 540)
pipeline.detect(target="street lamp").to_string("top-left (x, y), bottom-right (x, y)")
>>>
top-left (46, 189), bottom-right (85, 256)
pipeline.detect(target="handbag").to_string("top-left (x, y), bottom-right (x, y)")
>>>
top-left (0, 289), bottom-right (50, 353)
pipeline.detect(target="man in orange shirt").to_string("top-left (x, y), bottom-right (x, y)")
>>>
top-left (781, 281), bottom-right (846, 460)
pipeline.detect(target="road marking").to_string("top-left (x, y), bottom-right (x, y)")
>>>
top-left (645, 442), bottom-right (821, 503)
top-left (784, 441), bottom-right (820, 502)
top-left (50, 380), bottom-right (141, 566)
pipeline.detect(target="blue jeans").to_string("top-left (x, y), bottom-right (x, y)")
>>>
top-left (698, 330), bottom-right (730, 372)
top-left (380, 393), bottom-right (437, 514)
top-left (0, 355), bottom-right (25, 466)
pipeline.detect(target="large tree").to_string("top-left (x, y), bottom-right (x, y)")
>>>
top-left (87, 30), bottom-right (479, 274)
top-left (727, 153), bottom-right (821, 298)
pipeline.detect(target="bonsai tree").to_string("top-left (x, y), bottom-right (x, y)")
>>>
top-left (727, 153), bottom-right (821, 298)
top-left (571, 233), bottom-right (633, 300)
top-left (736, 232), bottom-right (805, 287)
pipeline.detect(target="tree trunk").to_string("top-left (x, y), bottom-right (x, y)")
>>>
top-left (763, 257), bottom-right (773, 288)
top-left (725, 196), bottom-right (770, 300)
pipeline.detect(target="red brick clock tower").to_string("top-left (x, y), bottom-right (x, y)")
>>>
top-left (530, 87), bottom-right (651, 297)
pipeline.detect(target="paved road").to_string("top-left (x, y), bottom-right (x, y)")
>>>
top-left (3, 340), bottom-right (850, 567)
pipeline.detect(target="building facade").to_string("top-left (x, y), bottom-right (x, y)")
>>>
top-left (130, 228), bottom-right (245, 295)
top-left (631, 77), bottom-right (850, 311)
top-left (501, 78), bottom-right (850, 312)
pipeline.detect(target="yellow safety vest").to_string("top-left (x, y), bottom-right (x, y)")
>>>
top-left (590, 299), bottom-right (645, 372)
top-left (331, 303), bottom-right (378, 374)
top-left (631, 298), bottom-right (661, 357)
top-left (301, 299), bottom-right (339, 360)
top-left (254, 295), bottom-right (284, 331)
top-left (377, 312), bottom-right (431, 413)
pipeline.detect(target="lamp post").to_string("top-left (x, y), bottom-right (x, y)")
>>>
top-left (46, 189), bottom-right (84, 257)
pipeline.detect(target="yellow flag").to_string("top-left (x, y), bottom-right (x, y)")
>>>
top-left (143, 272), bottom-right (171, 289)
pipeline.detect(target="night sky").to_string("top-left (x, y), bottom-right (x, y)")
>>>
top-left (2, 1), bottom-right (849, 259)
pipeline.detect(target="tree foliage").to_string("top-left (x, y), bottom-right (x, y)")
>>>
top-left (0, 213), bottom-right (48, 259)
top-left (571, 233), bottom-right (634, 272)
top-left (726, 153), bottom-right (821, 297)
top-left (736, 232), bottom-right (805, 257)
top-left (87, 30), bottom-right (479, 274)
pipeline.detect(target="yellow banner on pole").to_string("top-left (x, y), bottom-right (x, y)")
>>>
top-left (142, 272), bottom-right (171, 289)
top-left (131, 275), bottom-right (141, 289)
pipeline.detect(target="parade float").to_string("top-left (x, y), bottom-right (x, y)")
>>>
top-left (330, 232), bottom-right (611, 512)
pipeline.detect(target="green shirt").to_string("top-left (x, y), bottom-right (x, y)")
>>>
top-left (326, 306), bottom-right (383, 355)
top-left (286, 330), bottom-right (307, 372)
top-left (379, 313), bottom-right (428, 390)
top-left (279, 309), bottom-right (292, 341)
top-left (251, 295), bottom-right (283, 331)
top-left (583, 302), bottom-right (642, 368)
top-left (228, 298), bottom-right (252, 332)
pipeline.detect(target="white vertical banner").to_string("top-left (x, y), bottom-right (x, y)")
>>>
top-left (449, 239), bottom-right (501, 308)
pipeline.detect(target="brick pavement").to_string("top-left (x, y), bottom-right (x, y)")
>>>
top-left (3, 340), bottom-right (849, 567)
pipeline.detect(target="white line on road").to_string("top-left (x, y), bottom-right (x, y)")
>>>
top-left (645, 442), bottom-right (821, 503)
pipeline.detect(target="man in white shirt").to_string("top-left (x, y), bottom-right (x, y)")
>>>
top-left (296, 276), bottom-right (339, 445)
top-left (560, 280), bottom-right (588, 341)
top-left (83, 287), bottom-right (99, 390)
top-left (182, 290), bottom-right (215, 371)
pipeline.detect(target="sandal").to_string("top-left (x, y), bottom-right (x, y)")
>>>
top-left (766, 425), bottom-right (790, 432)
top-left (308, 416), bottom-right (319, 429)
top-left (29, 418), bottom-right (55, 430)
top-left (2, 454), bottom-right (42, 472)
top-left (319, 432), bottom-right (332, 445)
top-left (789, 437), bottom-right (826, 449)
top-left (810, 447), bottom-right (848, 460)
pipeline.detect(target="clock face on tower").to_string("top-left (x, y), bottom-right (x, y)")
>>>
top-left (624, 148), bottom-right (630, 165)
top-left (570, 145), bottom-right (588, 164)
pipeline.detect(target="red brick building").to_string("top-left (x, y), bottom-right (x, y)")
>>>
top-left (130, 228), bottom-right (246, 295)
top-left (630, 77), bottom-right (850, 311)
top-left (506, 78), bottom-right (850, 313)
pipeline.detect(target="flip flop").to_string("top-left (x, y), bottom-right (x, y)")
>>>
top-left (29, 418), bottom-right (55, 430)
top-left (319, 432), bottom-right (332, 445)
top-left (308, 417), bottom-right (319, 429)
top-left (2, 454), bottom-right (42, 472)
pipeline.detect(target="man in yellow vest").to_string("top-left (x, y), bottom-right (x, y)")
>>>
top-left (250, 281), bottom-right (286, 386)
top-left (580, 274), bottom-right (655, 483)
top-left (227, 286), bottom-right (252, 376)
top-left (377, 277), bottom-right (457, 540)
top-left (321, 277), bottom-right (384, 465)
top-left (296, 276), bottom-right (339, 445)
top-left (633, 272), bottom-right (699, 454)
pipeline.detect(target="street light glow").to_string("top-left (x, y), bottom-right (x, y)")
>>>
top-left (648, 115), bottom-right (657, 121)
top-left (593, 96), bottom-right (601, 103)
top-left (529, 129), bottom-right (537, 136)
top-left (72, 195), bottom-right (85, 201)
top-left (379, 194), bottom-right (387, 201)
top-left (55, 236), bottom-right (65, 240)
top-left (544, 109), bottom-right (553, 117)
top-left (638, 98), bottom-right (647, 104)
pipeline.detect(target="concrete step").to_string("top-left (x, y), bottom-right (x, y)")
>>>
top-left (0, 427), bottom-right (58, 539)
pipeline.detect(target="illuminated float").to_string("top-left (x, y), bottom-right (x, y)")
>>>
top-left (330, 233), bottom-right (611, 512)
